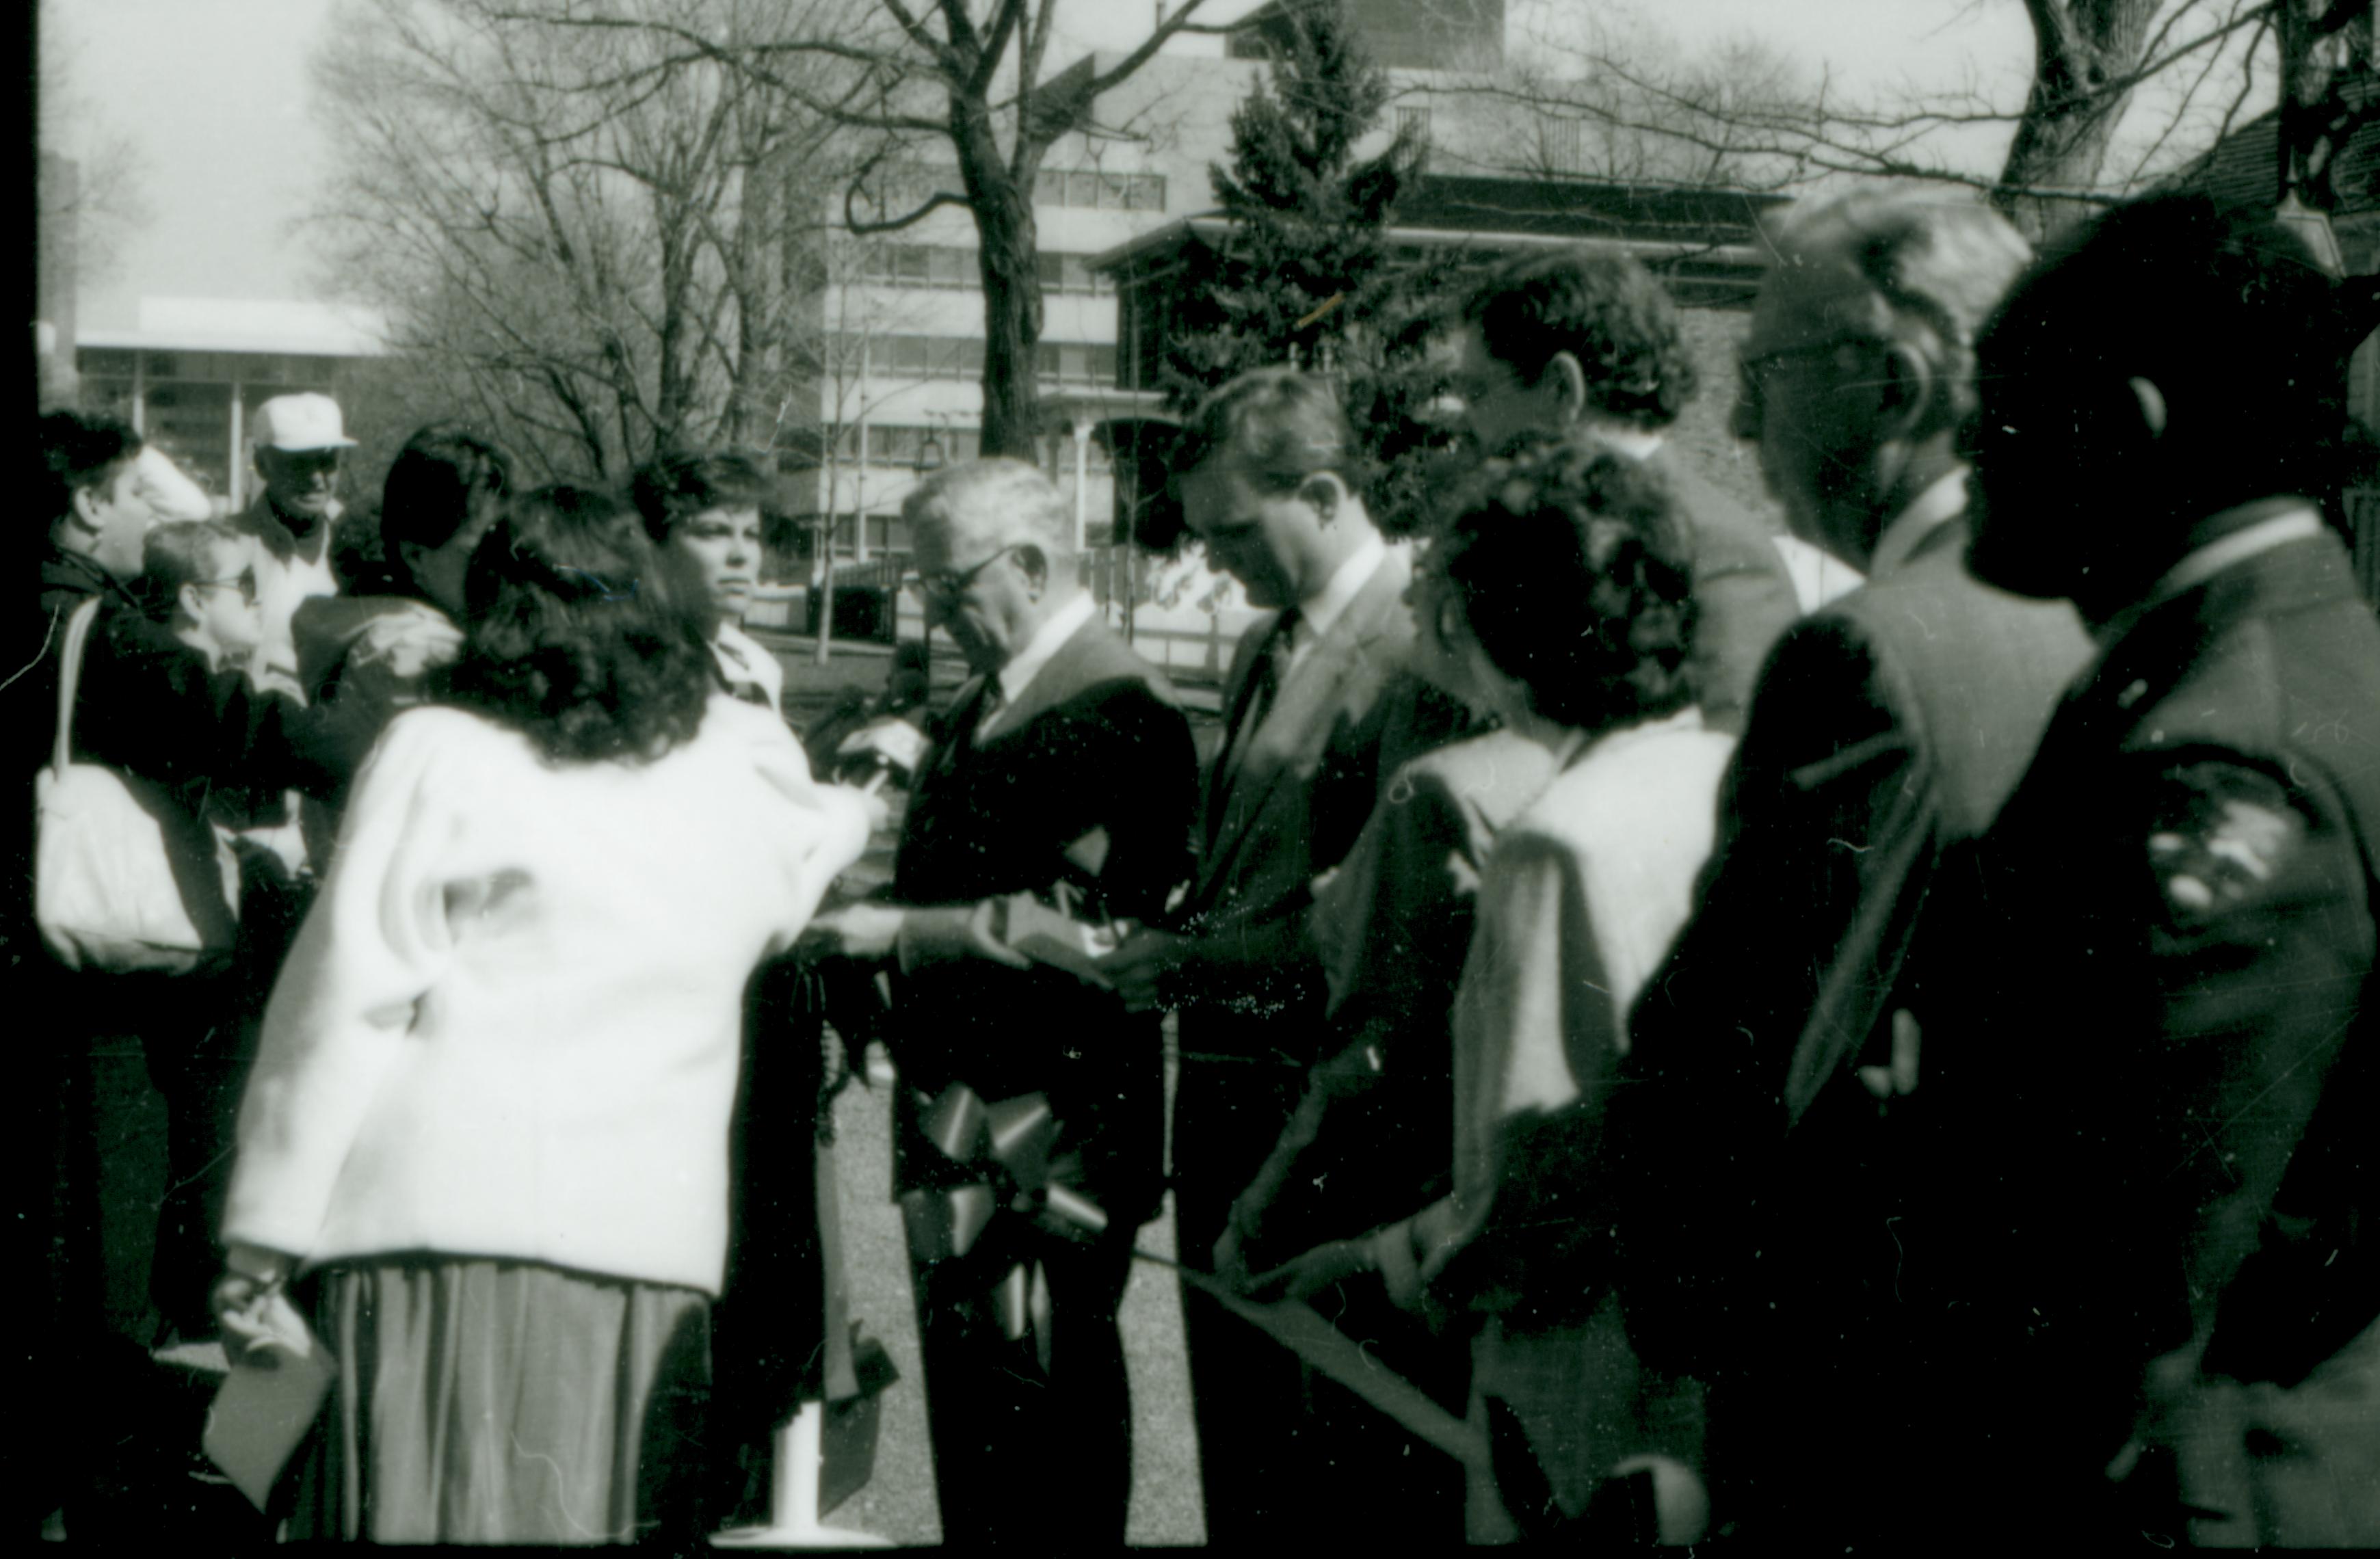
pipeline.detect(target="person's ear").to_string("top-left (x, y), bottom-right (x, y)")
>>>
top-left (1012, 543), bottom-right (1050, 598)
top-left (1298, 470), bottom-right (1347, 524)
top-left (1544, 351), bottom-right (1589, 425)
top-left (1875, 342), bottom-right (1938, 440)
top-left (67, 483), bottom-right (105, 534)
top-left (177, 582), bottom-right (206, 624)
top-left (2126, 377), bottom-right (2168, 441)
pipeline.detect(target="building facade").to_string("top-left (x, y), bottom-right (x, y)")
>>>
top-left (75, 297), bottom-right (387, 512)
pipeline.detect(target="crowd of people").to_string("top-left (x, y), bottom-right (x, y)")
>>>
top-left (23, 180), bottom-right (2379, 1549)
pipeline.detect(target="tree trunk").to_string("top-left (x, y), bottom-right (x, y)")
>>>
top-left (1998, 0), bottom-right (2163, 243)
top-left (954, 94), bottom-right (1045, 459)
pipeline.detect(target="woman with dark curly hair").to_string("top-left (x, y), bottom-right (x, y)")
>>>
top-left (1247, 444), bottom-right (1736, 1540)
top-left (211, 483), bottom-right (877, 1544)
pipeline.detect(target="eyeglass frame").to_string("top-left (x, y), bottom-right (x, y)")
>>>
top-left (1734, 336), bottom-right (1879, 413)
top-left (903, 543), bottom-right (1022, 601)
top-left (187, 570), bottom-right (261, 605)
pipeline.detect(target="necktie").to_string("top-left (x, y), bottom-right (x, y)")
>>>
top-left (1211, 609), bottom-right (1300, 832)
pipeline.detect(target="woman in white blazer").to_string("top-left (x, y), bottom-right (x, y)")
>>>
top-left (212, 484), bottom-right (875, 1545)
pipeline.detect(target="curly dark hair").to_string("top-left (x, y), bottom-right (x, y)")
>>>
top-left (629, 449), bottom-right (772, 544)
top-left (436, 483), bottom-right (717, 766)
top-left (378, 425), bottom-right (512, 598)
top-left (1440, 440), bottom-right (1699, 732)
top-left (1464, 250), bottom-right (1696, 431)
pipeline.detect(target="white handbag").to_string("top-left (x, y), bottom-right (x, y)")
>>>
top-left (36, 596), bottom-right (238, 974)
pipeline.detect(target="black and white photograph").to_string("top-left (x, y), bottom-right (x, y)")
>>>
top-left (21, 0), bottom-right (2380, 1547)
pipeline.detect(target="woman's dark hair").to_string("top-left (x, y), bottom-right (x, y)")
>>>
top-left (1440, 440), bottom-right (1699, 731)
top-left (629, 449), bottom-right (771, 544)
top-left (379, 425), bottom-right (512, 598)
top-left (436, 483), bottom-right (716, 765)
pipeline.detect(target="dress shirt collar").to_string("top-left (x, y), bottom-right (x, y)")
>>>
top-left (1866, 469), bottom-right (1971, 582)
top-left (2089, 501), bottom-right (2327, 652)
top-left (981, 589), bottom-right (1097, 736)
top-left (1586, 426), bottom-right (1665, 462)
top-left (1288, 531), bottom-right (1387, 666)
top-left (710, 619), bottom-right (780, 711)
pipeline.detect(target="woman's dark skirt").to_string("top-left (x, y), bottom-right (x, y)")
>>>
top-left (287, 1257), bottom-right (712, 1545)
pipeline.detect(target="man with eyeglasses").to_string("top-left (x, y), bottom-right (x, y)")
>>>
top-left (1588, 187), bottom-right (2090, 1545)
top-left (802, 459), bottom-right (1195, 1547)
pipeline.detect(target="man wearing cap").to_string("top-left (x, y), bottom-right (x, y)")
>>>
top-left (235, 392), bottom-right (356, 680)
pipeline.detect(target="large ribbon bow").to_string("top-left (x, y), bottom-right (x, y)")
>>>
top-left (898, 1084), bottom-right (1108, 1370)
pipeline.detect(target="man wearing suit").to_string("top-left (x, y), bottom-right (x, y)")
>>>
top-left (1444, 248), bottom-right (1810, 732)
top-left (1596, 188), bottom-right (2091, 1543)
top-left (1107, 368), bottom-right (1428, 1545)
top-left (803, 459), bottom-right (1196, 1546)
top-left (1893, 194), bottom-right (2380, 1545)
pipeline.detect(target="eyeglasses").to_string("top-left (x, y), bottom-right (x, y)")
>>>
top-left (190, 572), bottom-right (259, 604)
top-left (904, 544), bottom-right (1018, 600)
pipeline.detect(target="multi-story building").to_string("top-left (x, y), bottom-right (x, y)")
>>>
top-left (777, 0), bottom-right (1516, 568)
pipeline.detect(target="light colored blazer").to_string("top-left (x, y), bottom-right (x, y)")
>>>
top-left (223, 695), bottom-right (872, 1295)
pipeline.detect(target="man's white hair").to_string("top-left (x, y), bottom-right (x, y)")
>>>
top-left (1760, 184), bottom-right (2033, 427)
top-left (902, 456), bottom-right (1075, 565)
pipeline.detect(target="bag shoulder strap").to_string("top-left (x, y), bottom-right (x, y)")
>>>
top-left (53, 596), bottom-right (106, 775)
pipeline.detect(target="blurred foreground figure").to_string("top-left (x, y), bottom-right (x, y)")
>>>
top-left (1900, 193), bottom-right (2380, 1545)
top-left (1605, 187), bottom-right (2091, 1545)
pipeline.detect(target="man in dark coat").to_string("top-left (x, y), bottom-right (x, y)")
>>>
top-left (802, 458), bottom-right (1195, 1547)
top-left (1105, 367), bottom-right (1440, 1546)
top-left (1598, 189), bottom-right (2092, 1543)
top-left (1892, 193), bottom-right (2380, 1545)
top-left (1444, 246), bottom-right (1808, 733)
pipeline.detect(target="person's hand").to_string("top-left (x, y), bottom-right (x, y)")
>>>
top-left (211, 1242), bottom-right (293, 1363)
top-left (836, 717), bottom-right (930, 778)
top-left (1244, 1239), bottom-right (1378, 1304)
top-left (832, 778), bottom-right (893, 836)
top-left (1104, 929), bottom-right (1193, 1014)
top-left (801, 903), bottom-right (907, 963)
top-left (354, 604), bottom-right (464, 680)
top-left (899, 902), bottom-right (1031, 971)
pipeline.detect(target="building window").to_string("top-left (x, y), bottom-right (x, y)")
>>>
top-left (1031, 168), bottom-right (1164, 212)
top-left (839, 334), bottom-right (1116, 385)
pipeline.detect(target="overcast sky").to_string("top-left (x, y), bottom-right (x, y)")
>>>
top-left (43, 0), bottom-right (2199, 332)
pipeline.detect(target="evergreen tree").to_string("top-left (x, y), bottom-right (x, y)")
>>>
top-left (1163, 0), bottom-right (1425, 403)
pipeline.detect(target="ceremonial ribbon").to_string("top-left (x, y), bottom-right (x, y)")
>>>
top-left (1135, 1248), bottom-right (1490, 1470)
top-left (899, 1084), bottom-right (1109, 1372)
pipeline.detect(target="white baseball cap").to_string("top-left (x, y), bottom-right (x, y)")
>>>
top-left (129, 444), bottom-right (214, 521)
top-left (251, 392), bottom-right (358, 451)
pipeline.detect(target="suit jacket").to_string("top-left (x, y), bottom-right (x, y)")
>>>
top-left (1895, 524), bottom-right (2380, 1508)
top-left (1646, 447), bottom-right (1803, 738)
top-left (888, 613), bottom-right (1197, 1227)
top-left (1232, 728), bottom-right (1559, 1267)
top-left (1176, 546), bottom-right (1424, 1070)
top-left (1610, 516), bottom-right (2090, 1375)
